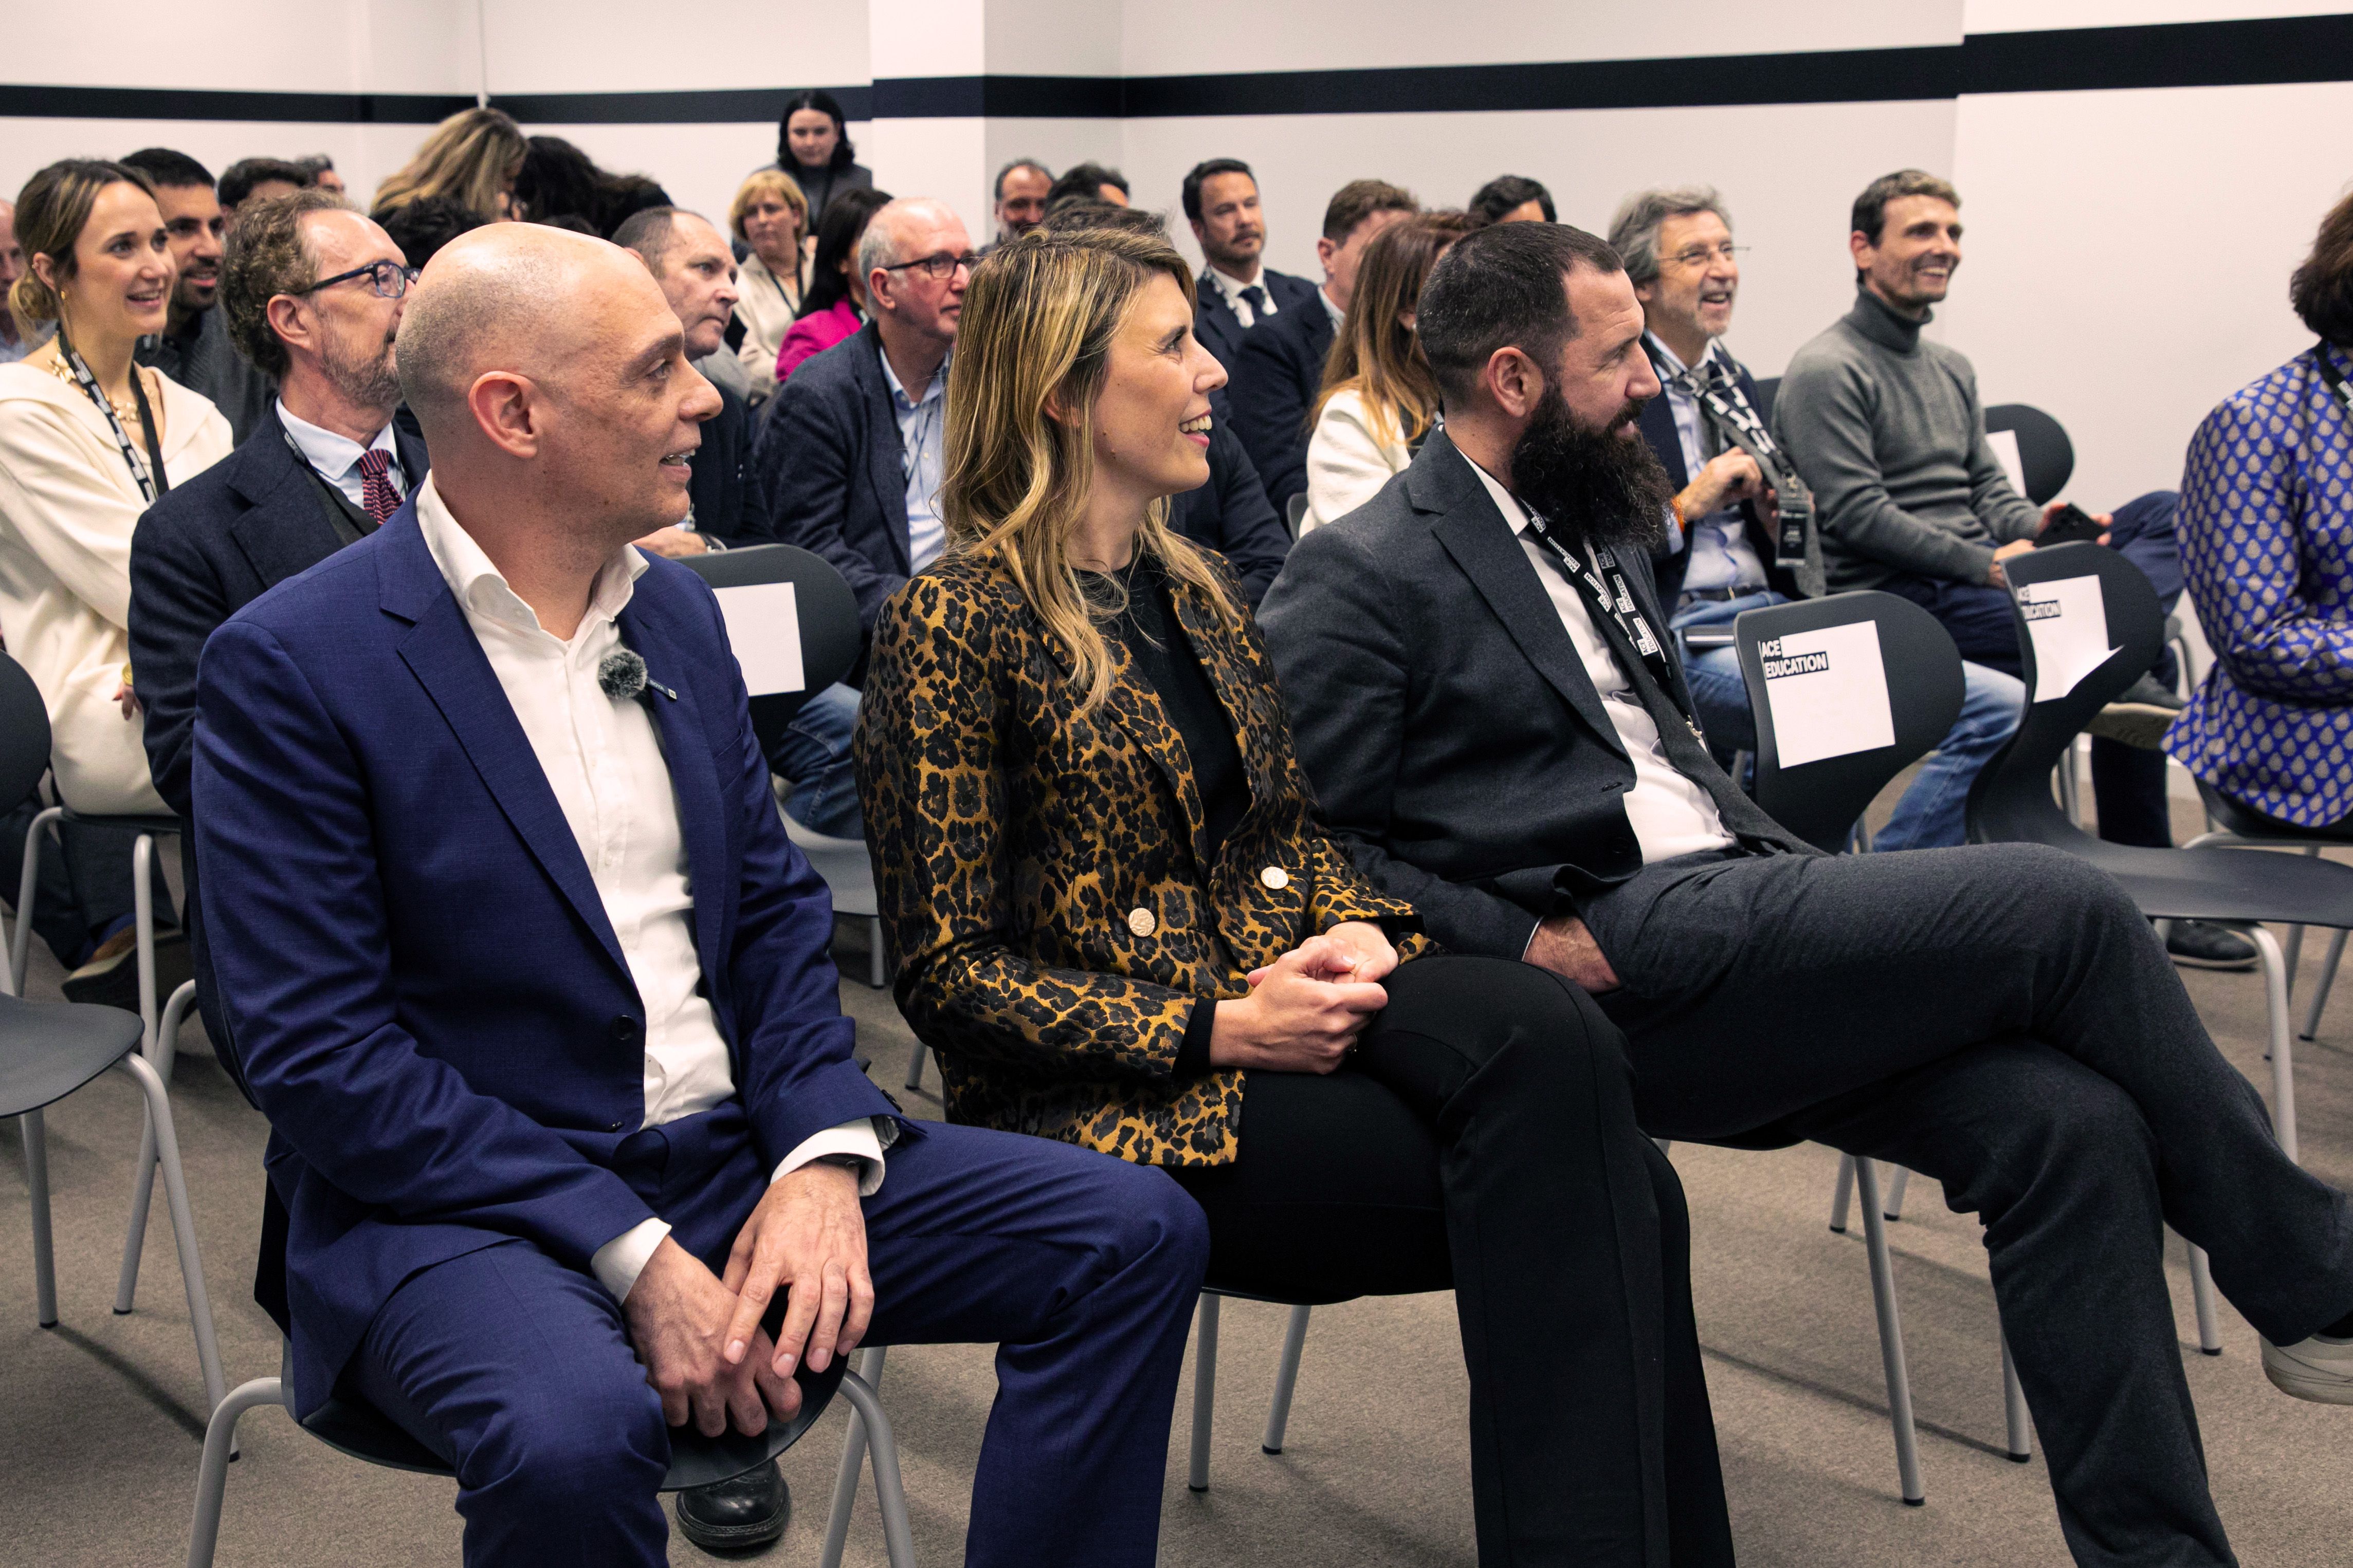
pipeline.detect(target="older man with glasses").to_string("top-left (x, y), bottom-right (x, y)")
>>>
top-left (753, 196), bottom-right (973, 841)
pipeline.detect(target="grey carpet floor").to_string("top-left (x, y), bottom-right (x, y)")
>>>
top-left (3, 795), bottom-right (2350, 1565)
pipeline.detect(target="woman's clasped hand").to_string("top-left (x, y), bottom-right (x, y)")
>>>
top-left (1214, 920), bottom-right (1397, 1072)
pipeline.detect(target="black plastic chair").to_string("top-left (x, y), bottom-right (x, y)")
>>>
top-left (1966, 542), bottom-right (2353, 1166)
top-left (1984, 404), bottom-right (2074, 505)
top-left (189, 1342), bottom-right (913, 1567)
top-left (679, 542), bottom-right (862, 743)
top-left (2185, 781), bottom-right (2353, 1043)
top-left (1284, 491), bottom-right (1308, 539)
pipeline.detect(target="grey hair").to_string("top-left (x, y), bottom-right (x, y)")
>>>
top-left (1607, 185), bottom-right (1733, 288)
top-left (856, 197), bottom-right (954, 291)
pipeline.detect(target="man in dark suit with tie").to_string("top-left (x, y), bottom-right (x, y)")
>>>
top-left (192, 222), bottom-right (1208, 1568)
top-left (129, 189), bottom-right (426, 1068)
top-left (1228, 178), bottom-right (1417, 513)
top-left (1260, 220), bottom-right (2353, 1568)
top-left (1181, 159), bottom-right (1317, 377)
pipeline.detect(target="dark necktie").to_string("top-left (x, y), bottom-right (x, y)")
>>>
top-left (356, 448), bottom-right (399, 528)
top-left (1239, 284), bottom-right (1269, 323)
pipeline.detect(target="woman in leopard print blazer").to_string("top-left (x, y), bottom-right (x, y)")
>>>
top-left (854, 218), bottom-right (1732, 1564)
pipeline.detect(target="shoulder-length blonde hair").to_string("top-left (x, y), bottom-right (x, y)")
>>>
top-left (944, 227), bottom-right (1242, 716)
top-left (372, 108), bottom-right (526, 222)
top-left (1314, 211), bottom-right (1473, 448)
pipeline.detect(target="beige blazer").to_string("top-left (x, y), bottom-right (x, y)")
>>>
top-left (1302, 388), bottom-right (1413, 533)
top-left (733, 248), bottom-right (802, 406)
top-left (0, 359), bottom-right (232, 814)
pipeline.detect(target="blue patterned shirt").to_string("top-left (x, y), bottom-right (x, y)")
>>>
top-left (2167, 341), bottom-right (2353, 824)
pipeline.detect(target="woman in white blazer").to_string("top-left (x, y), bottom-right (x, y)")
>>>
top-left (1301, 212), bottom-right (1470, 533)
top-left (728, 168), bottom-right (808, 407)
top-left (0, 160), bottom-right (230, 990)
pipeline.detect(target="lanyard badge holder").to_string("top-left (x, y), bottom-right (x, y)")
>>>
top-left (1519, 506), bottom-right (1706, 745)
top-left (1672, 354), bottom-right (1812, 571)
top-left (56, 324), bottom-right (169, 505)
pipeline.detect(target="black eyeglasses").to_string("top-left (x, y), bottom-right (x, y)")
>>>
top-left (1664, 243), bottom-right (1748, 271)
top-left (880, 251), bottom-right (981, 282)
top-left (294, 260), bottom-right (418, 300)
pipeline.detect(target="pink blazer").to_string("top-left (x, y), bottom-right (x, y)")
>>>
top-left (775, 300), bottom-right (865, 386)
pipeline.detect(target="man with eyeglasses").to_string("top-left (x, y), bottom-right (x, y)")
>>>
top-left (130, 189), bottom-right (427, 1071)
top-left (1610, 183), bottom-right (2025, 853)
top-left (122, 146), bottom-right (276, 444)
top-left (754, 196), bottom-right (973, 839)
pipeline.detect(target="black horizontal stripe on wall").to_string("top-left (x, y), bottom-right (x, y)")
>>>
top-left (6, 15), bottom-right (2353, 126)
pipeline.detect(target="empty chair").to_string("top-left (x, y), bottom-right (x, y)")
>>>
top-left (678, 542), bottom-right (863, 739)
top-left (1983, 403), bottom-right (2074, 505)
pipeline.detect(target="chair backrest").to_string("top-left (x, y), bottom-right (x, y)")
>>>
top-left (678, 544), bottom-right (861, 750)
top-left (0, 651), bottom-right (49, 819)
top-left (1964, 541), bottom-right (2163, 847)
top-left (1285, 491), bottom-right (1308, 539)
top-left (1984, 403), bottom-right (2074, 505)
top-left (1736, 591), bottom-right (1963, 853)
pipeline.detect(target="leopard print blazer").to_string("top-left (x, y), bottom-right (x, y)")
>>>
top-left (854, 547), bottom-right (1425, 1167)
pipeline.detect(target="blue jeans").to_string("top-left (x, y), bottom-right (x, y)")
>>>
top-left (770, 682), bottom-right (863, 839)
top-left (1670, 591), bottom-right (2024, 851)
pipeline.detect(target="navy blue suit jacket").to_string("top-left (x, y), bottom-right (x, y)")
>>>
top-left (1192, 267), bottom-right (1317, 378)
top-left (1636, 354), bottom-right (1802, 604)
top-left (1170, 421), bottom-right (1291, 605)
top-left (688, 379), bottom-right (772, 548)
top-left (1229, 288), bottom-right (1336, 514)
top-left (753, 319), bottom-right (907, 639)
top-left (192, 504), bottom-right (900, 1415)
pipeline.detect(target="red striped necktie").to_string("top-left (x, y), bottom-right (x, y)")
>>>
top-left (356, 448), bottom-right (399, 527)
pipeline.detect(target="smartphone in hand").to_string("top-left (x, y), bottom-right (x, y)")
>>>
top-left (2036, 503), bottom-right (2106, 548)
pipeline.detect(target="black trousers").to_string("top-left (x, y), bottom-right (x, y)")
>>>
top-left (1586, 843), bottom-right (2353, 1568)
top-left (1172, 955), bottom-right (1735, 1568)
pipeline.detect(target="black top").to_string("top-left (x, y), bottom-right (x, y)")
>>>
top-left (1083, 552), bottom-right (1249, 1080)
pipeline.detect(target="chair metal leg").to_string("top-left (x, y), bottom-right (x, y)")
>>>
top-left (1884, 1166), bottom-right (1911, 1221)
top-left (1187, 1293), bottom-right (1220, 1492)
top-left (1853, 1158), bottom-right (1925, 1505)
top-left (1830, 1151), bottom-right (1856, 1234)
top-left (1262, 1304), bottom-right (1312, 1454)
top-left (821, 1344), bottom-right (888, 1568)
top-left (121, 1052), bottom-right (226, 1415)
top-left (185, 1375), bottom-right (285, 1568)
top-left (904, 1043), bottom-right (927, 1092)
top-left (2299, 927), bottom-right (2346, 1042)
top-left (2188, 1242), bottom-right (2222, 1356)
top-left (2249, 927), bottom-right (2299, 1163)
top-left (135, 833), bottom-right (159, 1052)
top-left (867, 917), bottom-right (887, 990)
top-left (24, 1108), bottom-right (56, 1327)
top-left (1999, 1333), bottom-right (2031, 1462)
top-left (836, 1368), bottom-right (917, 1568)
top-left (11, 806), bottom-right (61, 993)
top-left (119, 980), bottom-right (196, 1314)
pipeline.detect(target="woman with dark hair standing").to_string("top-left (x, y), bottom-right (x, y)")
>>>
top-left (0, 159), bottom-right (228, 999)
top-left (776, 89), bottom-right (873, 223)
top-left (855, 225), bottom-right (1735, 1567)
top-left (773, 185), bottom-right (890, 386)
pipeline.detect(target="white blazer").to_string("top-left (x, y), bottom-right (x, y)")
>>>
top-left (1302, 388), bottom-right (1413, 534)
top-left (0, 358), bottom-right (232, 814)
top-left (733, 248), bottom-right (802, 407)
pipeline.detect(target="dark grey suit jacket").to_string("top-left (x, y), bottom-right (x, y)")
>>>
top-left (1258, 432), bottom-right (1806, 959)
top-left (753, 318), bottom-right (907, 638)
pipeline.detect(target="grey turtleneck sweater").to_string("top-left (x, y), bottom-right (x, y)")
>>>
top-left (1772, 287), bottom-right (2040, 592)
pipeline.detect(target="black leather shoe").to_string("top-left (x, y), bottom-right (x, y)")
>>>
top-left (676, 1461), bottom-right (789, 1552)
top-left (2166, 919), bottom-right (2260, 971)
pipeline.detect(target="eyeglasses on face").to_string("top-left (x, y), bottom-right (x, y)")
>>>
top-left (880, 251), bottom-right (981, 282)
top-left (1665, 243), bottom-right (1748, 270)
top-left (295, 260), bottom-right (419, 299)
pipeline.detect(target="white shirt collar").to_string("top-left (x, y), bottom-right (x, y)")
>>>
top-left (277, 398), bottom-right (397, 485)
top-left (1461, 449), bottom-right (1534, 537)
top-left (1320, 285), bottom-right (1346, 327)
top-left (1208, 264), bottom-right (1266, 302)
top-left (413, 472), bottom-right (648, 640)
top-left (878, 344), bottom-right (947, 409)
top-left (1643, 330), bottom-right (1726, 381)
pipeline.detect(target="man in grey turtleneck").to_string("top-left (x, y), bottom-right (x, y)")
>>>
top-left (1774, 170), bottom-right (2256, 971)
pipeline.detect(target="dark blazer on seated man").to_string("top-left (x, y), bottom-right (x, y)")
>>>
top-left (1169, 419), bottom-right (1290, 604)
top-left (1228, 288), bottom-right (1337, 515)
top-left (1192, 265), bottom-right (1317, 378)
top-left (752, 318), bottom-right (907, 637)
top-left (686, 377), bottom-right (771, 548)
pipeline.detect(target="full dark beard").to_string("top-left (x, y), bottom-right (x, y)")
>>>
top-left (1509, 386), bottom-right (1676, 555)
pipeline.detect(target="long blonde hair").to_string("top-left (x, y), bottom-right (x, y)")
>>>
top-left (1314, 211), bottom-right (1472, 448)
top-left (372, 108), bottom-right (526, 222)
top-left (943, 227), bottom-right (1241, 716)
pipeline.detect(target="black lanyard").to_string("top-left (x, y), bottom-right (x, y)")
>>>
top-left (56, 323), bottom-right (168, 505)
top-left (2313, 341), bottom-right (2353, 418)
top-left (1518, 505), bottom-right (1698, 730)
top-left (1648, 340), bottom-right (1811, 568)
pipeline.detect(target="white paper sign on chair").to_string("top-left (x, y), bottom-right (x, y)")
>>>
top-left (713, 582), bottom-right (806, 696)
top-left (1759, 621), bottom-right (1896, 768)
top-left (2017, 577), bottom-right (2119, 703)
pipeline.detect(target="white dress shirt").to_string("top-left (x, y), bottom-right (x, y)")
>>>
top-left (1206, 264), bottom-right (1276, 329)
top-left (277, 399), bottom-right (404, 511)
top-left (413, 476), bottom-right (886, 1302)
top-left (1462, 456), bottom-right (1734, 871)
top-left (1645, 334), bottom-right (1768, 597)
